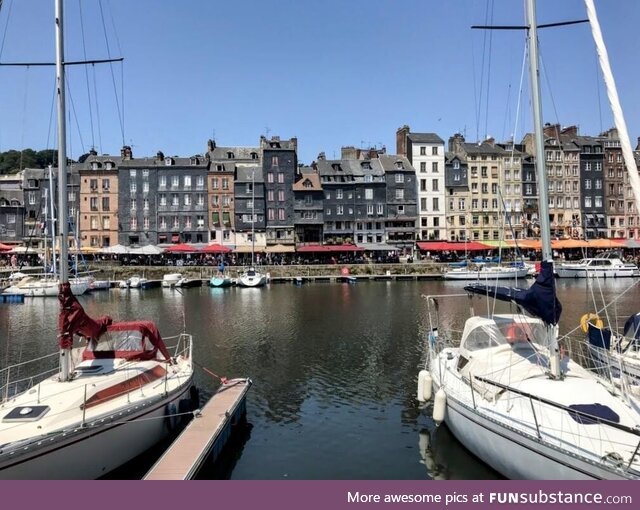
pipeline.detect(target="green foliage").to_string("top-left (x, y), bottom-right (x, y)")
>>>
top-left (0, 149), bottom-right (75, 174)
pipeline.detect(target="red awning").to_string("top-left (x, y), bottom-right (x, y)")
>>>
top-left (164, 243), bottom-right (198, 253)
top-left (297, 244), bottom-right (330, 252)
top-left (0, 242), bottom-right (14, 251)
top-left (416, 242), bottom-right (451, 251)
top-left (200, 243), bottom-right (231, 253)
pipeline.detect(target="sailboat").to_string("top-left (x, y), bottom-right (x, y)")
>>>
top-left (238, 170), bottom-right (267, 288)
top-left (419, 0), bottom-right (640, 479)
top-left (0, 0), bottom-right (195, 479)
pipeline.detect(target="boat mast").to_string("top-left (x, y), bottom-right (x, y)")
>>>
top-left (55, 0), bottom-right (71, 381)
top-left (584, 0), bottom-right (640, 209)
top-left (526, 0), bottom-right (561, 378)
top-left (48, 164), bottom-right (58, 278)
top-left (251, 170), bottom-right (255, 267)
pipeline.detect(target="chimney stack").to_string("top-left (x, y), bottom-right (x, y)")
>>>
top-left (396, 125), bottom-right (410, 156)
top-left (121, 145), bottom-right (133, 160)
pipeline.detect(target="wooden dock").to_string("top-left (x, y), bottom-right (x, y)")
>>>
top-left (143, 378), bottom-right (252, 480)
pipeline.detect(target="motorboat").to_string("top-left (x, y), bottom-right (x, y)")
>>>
top-left (128, 276), bottom-right (148, 289)
top-left (238, 267), bottom-right (267, 288)
top-left (162, 273), bottom-right (183, 288)
top-left (556, 252), bottom-right (638, 278)
top-left (175, 277), bottom-right (203, 288)
top-left (443, 265), bottom-right (529, 281)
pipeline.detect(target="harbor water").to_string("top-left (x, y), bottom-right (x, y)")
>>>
top-left (1, 277), bottom-right (639, 479)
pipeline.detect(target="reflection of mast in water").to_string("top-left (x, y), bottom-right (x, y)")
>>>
top-left (418, 429), bottom-right (445, 480)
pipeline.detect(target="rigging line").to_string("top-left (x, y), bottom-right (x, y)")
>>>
top-left (594, 46), bottom-right (603, 133)
top-left (46, 73), bottom-right (57, 156)
top-left (19, 66), bottom-right (29, 171)
top-left (475, 0), bottom-right (491, 141)
top-left (78, 0), bottom-right (95, 150)
top-left (0, 0), bottom-right (13, 61)
top-left (98, 0), bottom-right (125, 145)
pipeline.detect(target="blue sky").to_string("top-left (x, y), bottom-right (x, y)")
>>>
top-left (1, 0), bottom-right (639, 164)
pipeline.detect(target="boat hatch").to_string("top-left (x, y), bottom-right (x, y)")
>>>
top-left (3, 405), bottom-right (50, 423)
top-left (73, 365), bottom-right (105, 375)
top-left (567, 404), bottom-right (620, 425)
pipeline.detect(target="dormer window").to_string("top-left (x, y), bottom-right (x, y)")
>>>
top-left (191, 157), bottom-right (199, 165)
top-left (251, 152), bottom-right (258, 160)
top-left (331, 163), bottom-right (342, 172)
top-left (303, 180), bottom-right (312, 188)
top-left (361, 161), bottom-right (371, 170)
top-left (270, 142), bottom-right (280, 148)
top-left (105, 161), bottom-right (114, 170)
top-left (91, 162), bottom-right (101, 170)
top-left (453, 161), bottom-right (460, 169)
top-left (165, 158), bottom-right (173, 166)
top-left (227, 152), bottom-right (234, 159)
top-left (395, 161), bottom-right (404, 170)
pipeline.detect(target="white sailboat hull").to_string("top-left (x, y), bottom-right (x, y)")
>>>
top-left (0, 384), bottom-right (192, 480)
top-left (444, 267), bottom-right (529, 280)
top-left (4, 279), bottom-right (89, 297)
top-left (556, 266), bottom-right (637, 278)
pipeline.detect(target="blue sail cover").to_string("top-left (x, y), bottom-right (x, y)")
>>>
top-left (464, 261), bottom-right (562, 325)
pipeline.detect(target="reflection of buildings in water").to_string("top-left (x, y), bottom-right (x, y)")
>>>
top-left (418, 426), bottom-right (502, 480)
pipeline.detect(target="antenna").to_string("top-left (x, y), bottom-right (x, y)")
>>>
top-left (265, 126), bottom-right (271, 138)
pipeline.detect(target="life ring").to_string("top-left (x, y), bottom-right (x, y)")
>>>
top-left (580, 313), bottom-right (604, 333)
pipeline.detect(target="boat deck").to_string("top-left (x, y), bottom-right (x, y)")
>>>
top-left (143, 378), bottom-right (251, 480)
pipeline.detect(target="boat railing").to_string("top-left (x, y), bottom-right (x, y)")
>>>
top-left (164, 332), bottom-right (193, 361)
top-left (0, 352), bottom-right (59, 402)
top-left (472, 374), bottom-right (640, 472)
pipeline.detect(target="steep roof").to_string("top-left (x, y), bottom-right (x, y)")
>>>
top-left (407, 132), bottom-right (444, 144)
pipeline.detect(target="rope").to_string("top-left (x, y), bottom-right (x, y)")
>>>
top-left (78, 0), bottom-right (95, 150)
top-left (193, 360), bottom-right (228, 384)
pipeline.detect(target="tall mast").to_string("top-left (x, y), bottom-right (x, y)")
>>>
top-left (526, 0), bottom-right (561, 378)
top-left (251, 170), bottom-right (255, 267)
top-left (525, 0), bottom-right (552, 264)
top-left (55, 0), bottom-right (71, 382)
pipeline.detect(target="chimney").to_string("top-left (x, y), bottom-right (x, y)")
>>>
top-left (543, 123), bottom-right (561, 138)
top-left (121, 145), bottom-right (133, 160)
top-left (560, 125), bottom-right (578, 138)
top-left (156, 150), bottom-right (165, 162)
top-left (485, 136), bottom-right (495, 147)
top-left (396, 125), bottom-right (410, 156)
top-left (368, 148), bottom-right (379, 159)
top-left (637, 137), bottom-right (640, 151)
top-left (89, 147), bottom-right (97, 156)
top-left (291, 137), bottom-right (298, 153)
top-left (448, 133), bottom-right (465, 154)
top-left (207, 139), bottom-right (216, 152)
top-left (317, 152), bottom-right (326, 161)
top-left (341, 146), bottom-right (358, 160)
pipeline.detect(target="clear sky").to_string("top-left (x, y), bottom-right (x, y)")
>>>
top-left (1, 0), bottom-right (639, 164)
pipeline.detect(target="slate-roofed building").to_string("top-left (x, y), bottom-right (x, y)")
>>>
top-left (444, 153), bottom-right (469, 241)
top-left (261, 135), bottom-right (298, 248)
top-left (0, 173), bottom-right (25, 245)
top-left (574, 135), bottom-right (606, 239)
top-left (396, 126), bottom-right (445, 240)
top-left (234, 165), bottom-right (266, 253)
top-left (78, 148), bottom-right (122, 248)
top-left (293, 167), bottom-right (323, 244)
top-left (207, 139), bottom-right (261, 247)
top-left (379, 154), bottom-right (418, 252)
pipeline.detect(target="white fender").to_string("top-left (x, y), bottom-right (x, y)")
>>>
top-left (417, 370), bottom-right (433, 402)
top-left (433, 388), bottom-right (447, 425)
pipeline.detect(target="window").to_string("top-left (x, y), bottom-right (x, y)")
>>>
top-left (267, 173), bottom-right (274, 183)
top-left (267, 190), bottom-right (274, 201)
top-left (421, 197), bottom-right (428, 210)
top-left (142, 169), bottom-right (149, 178)
top-left (172, 194), bottom-right (179, 206)
top-left (90, 216), bottom-right (99, 230)
top-left (173, 216), bottom-right (180, 229)
top-left (222, 178), bottom-right (229, 190)
top-left (481, 167), bottom-right (488, 178)
top-left (395, 189), bottom-right (404, 200)
top-left (160, 194), bottom-right (167, 206)
top-left (337, 205), bottom-right (344, 215)
top-left (278, 209), bottom-right (285, 220)
top-left (365, 188), bottom-right (373, 200)
top-left (432, 197), bottom-right (439, 211)
top-left (377, 204), bottom-right (384, 215)
top-left (90, 197), bottom-right (98, 211)
top-left (197, 194), bottom-right (204, 206)
top-left (212, 178), bottom-right (219, 189)
top-left (585, 196), bottom-right (592, 207)
top-left (160, 216), bottom-right (167, 229)
top-left (211, 212), bottom-right (220, 225)
top-left (143, 182), bottom-right (149, 193)
top-left (420, 162), bottom-right (426, 173)
top-left (337, 189), bottom-right (343, 199)
top-left (432, 179), bottom-right (439, 191)
top-left (278, 190), bottom-right (284, 201)
top-left (196, 176), bottom-right (204, 188)
top-left (420, 146), bottom-right (426, 155)
top-left (130, 199), bottom-right (136, 210)
top-left (420, 179), bottom-right (427, 192)
top-left (458, 198), bottom-right (465, 210)
top-left (585, 179), bottom-right (592, 190)
top-left (222, 196), bottom-right (230, 207)
top-left (585, 162), bottom-right (592, 171)
top-left (143, 217), bottom-right (149, 230)
top-left (89, 179), bottom-right (98, 190)
top-left (595, 197), bottom-right (602, 207)
top-left (172, 175), bottom-right (179, 187)
top-left (432, 162), bottom-right (438, 173)
top-left (183, 194), bottom-right (191, 206)
top-left (432, 146), bottom-right (438, 155)
top-left (130, 182), bottom-right (137, 193)
top-left (159, 175), bottom-right (167, 188)
top-left (130, 169), bottom-right (136, 178)
top-left (102, 179), bottom-right (110, 191)
top-left (367, 204), bottom-right (374, 215)
top-left (272, 156), bottom-right (279, 166)
top-left (144, 198), bottom-right (150, 210)
top-left (131, 217), bottom-right (137, 230)
top-left (102, 197), bottom-right (110, 211)
top-left (185, 217), bottom-right (192, 229)
top-left (395, 174), bottom-right (404, 183)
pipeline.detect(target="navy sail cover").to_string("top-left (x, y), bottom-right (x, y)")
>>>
top-left (464, 261), bottom-right (562, 325)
